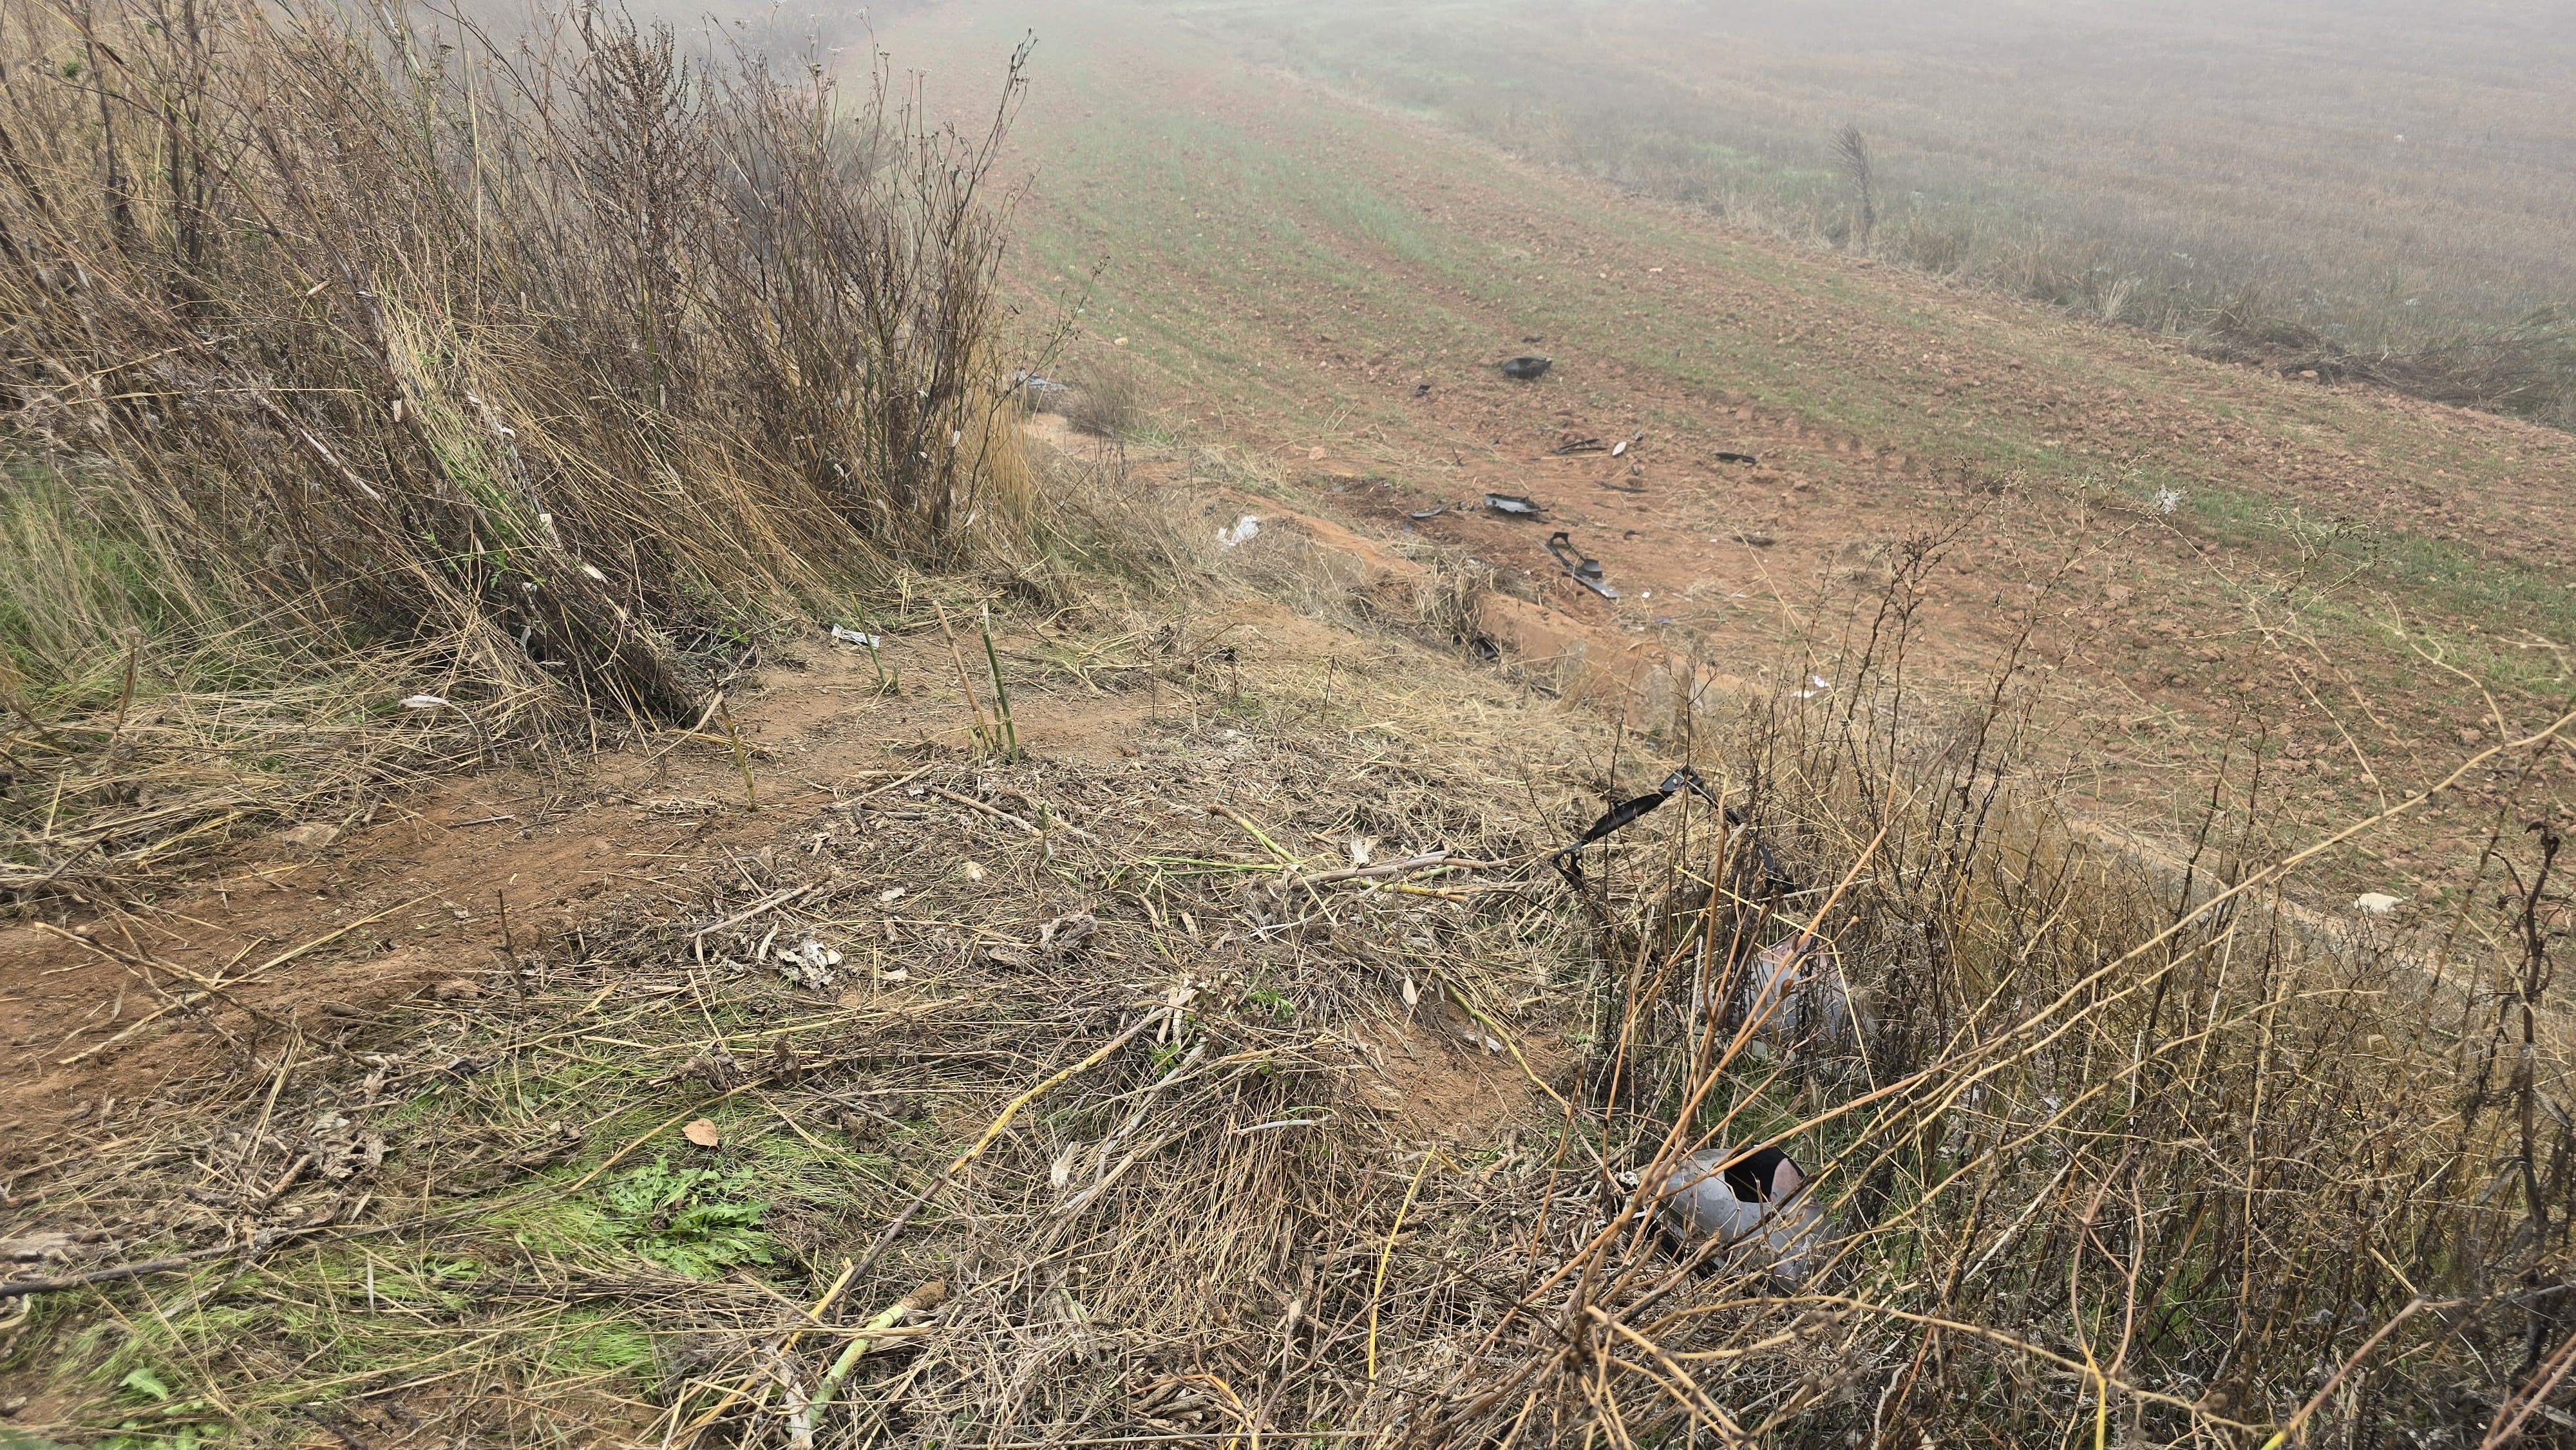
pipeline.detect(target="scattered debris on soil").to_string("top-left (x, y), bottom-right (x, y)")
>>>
top-left (1546, 530), bottom-right (1620, 599)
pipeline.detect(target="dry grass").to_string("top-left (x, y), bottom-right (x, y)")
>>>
top-left (6, 10), bottom-right (2575, 1431)
top-left (0, 0), bottom-right (1041, 905)
top-left (1061, 357), bottom-right (1148, 441)
top-left (6, 503), bottom-right (2573, 1445)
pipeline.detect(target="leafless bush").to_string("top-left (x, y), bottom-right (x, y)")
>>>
top-left (1837, 124), bottom-right (1876, 250)
top-left (1406, 549), bottom-right (2576, 1445)
top-left (1065, 355), bottom-right (1148, 438)
top-left (0, 0), bottom-right (1036, 898)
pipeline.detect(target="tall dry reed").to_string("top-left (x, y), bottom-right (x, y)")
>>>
top-left (0, 0), bottom-right (1035, 901)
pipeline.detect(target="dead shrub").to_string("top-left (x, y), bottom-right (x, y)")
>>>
top-left (1065, 355), bottom-right (1148, 438)
top-left (0, 0), bottom-right (1039, 900)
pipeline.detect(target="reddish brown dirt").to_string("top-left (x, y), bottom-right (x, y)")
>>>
top-left (905, 0), bottom-right (2575, 927)
top-left (0, 627), bottom-right (1176, 1174)
top-left (992, 24), bottom-right (2575, 918)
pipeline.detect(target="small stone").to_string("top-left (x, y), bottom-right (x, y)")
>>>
top-left (275, 823), bottom-right (342, 851)
top-left (428, 977), bottom-right (482, 1001)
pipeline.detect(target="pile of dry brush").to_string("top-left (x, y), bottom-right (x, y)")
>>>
top-left (7, 567), bottom-right (2573, 1445)
top-left (0, 0), bottom-right (1041, 902)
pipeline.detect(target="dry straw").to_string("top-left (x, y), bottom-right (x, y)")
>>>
top-left (1, 0), bottom-right (1039, 903)
top-left (6, 509), bottom-right (2573, 1444)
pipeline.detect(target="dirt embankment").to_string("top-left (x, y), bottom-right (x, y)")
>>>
top-left (0, 509), bottom-right (1590, 1171)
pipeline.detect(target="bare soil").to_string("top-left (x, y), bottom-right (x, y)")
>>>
top-left (933, 0), bottom-right (2574, 913)
top-left (0, 548), bottom-right (1581, 1173)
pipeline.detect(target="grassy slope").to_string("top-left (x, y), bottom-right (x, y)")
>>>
top-left (907, 0), bottom-right (2573, 897)
top-left (1155, 1), bottom-right (2576, 343)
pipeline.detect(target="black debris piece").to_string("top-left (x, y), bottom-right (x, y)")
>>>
top-left (1500, 355), bottom-right (1553, 381)
top-left (1551, 436), bottom-right (1607, 456)
top-left (1545, 531), bottom-right (1618, 599)
top-left (1413, 381), bottom-right (1432, 396)
top-left (1549, 765), bottom-right (1796, 895)
top-left (1715, 451), bottom-right (1759, 465)
top-left (1484, 493), bottom-right (1544, 516)
top-left (1408, 505), bottom-right (1446, 520)
top-left (1521, 334), bottom-right (1544, 343)
top-left (1722, 1145), bottom-right (1797, 1205)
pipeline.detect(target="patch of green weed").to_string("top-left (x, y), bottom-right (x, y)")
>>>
top-left (574, 1156), bottom-right (776, 1279)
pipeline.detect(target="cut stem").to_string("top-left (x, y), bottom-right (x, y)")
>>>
top-left (716, 696), bottom-right (755, 809)
top-left (933, 601), bottom-right (995, 753)
top-left (980, 605), bottom-right (1018, 758)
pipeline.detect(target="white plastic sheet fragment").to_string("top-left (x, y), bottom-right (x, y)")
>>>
top-left (1646, 1148), bottom-right (1826, 1284)
top-left (1218, 514), bottom-right (1262, 547)
top-left (775, 938), bottom-right (844, 991)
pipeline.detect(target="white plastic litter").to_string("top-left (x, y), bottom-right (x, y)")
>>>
top-left (829, 625), bottom-right (884, 649)
top-left (1646, 1149), bottom-right (1825, 1284)
top-left (1218, 514), bottom-right (1262, 547)
top-left (400, 695), bottom-right (448, 710)
top-left (774, 938), bottom-right (844, 991)
top-left (1699, 936), bottom-right (1862, 1049)
top-left (2353, 892), bottom-right (2403, 916)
